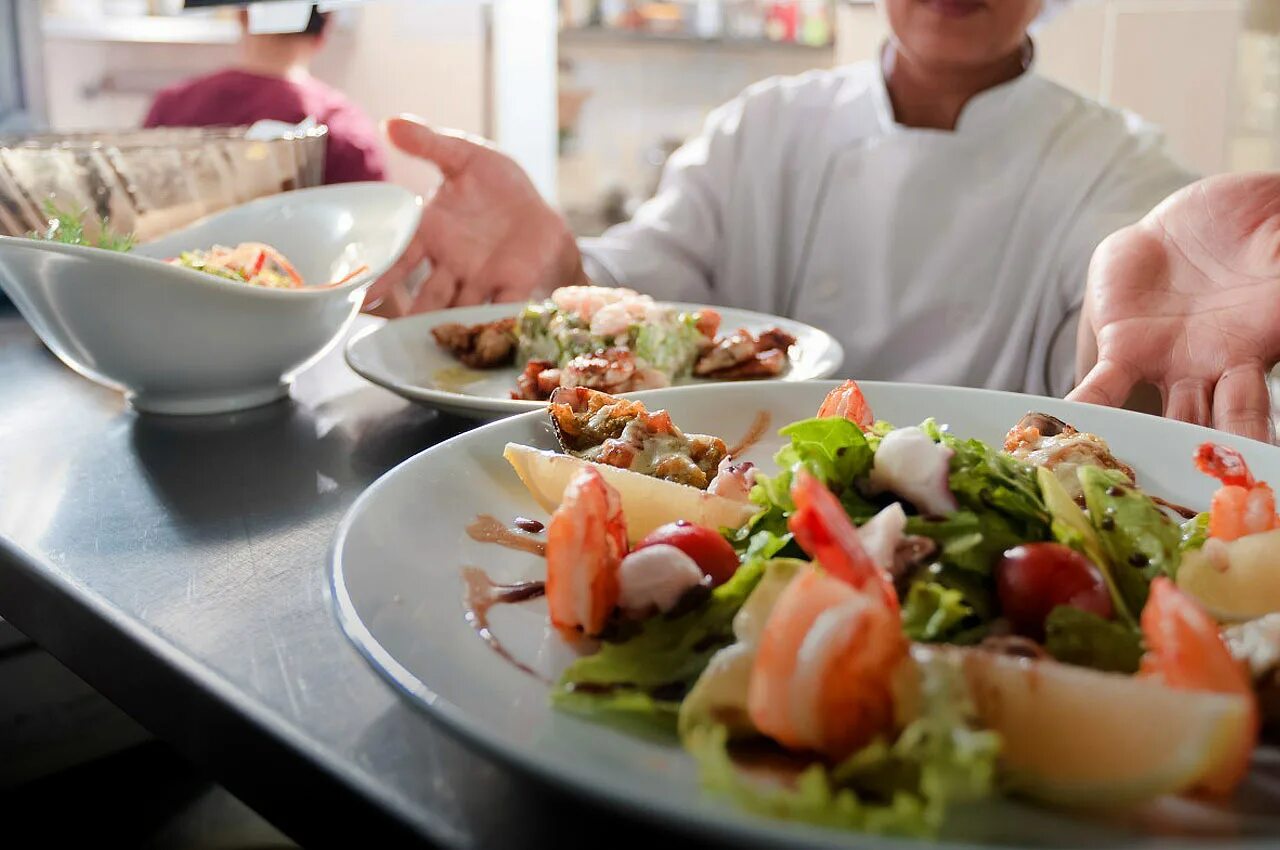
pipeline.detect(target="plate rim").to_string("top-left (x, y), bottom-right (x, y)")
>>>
top-left (328, 379), bottom-right (1280, 850)
top-left (343, 302), bottom-right (846, 415)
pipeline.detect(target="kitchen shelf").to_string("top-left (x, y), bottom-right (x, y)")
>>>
top-left (559, 25), bottom-right (833, 52)
top-left (42, 14), bottom-right (240, 45)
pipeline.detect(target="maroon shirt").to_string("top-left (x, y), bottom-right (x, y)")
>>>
top-left (144, 69), bottom-right (387, 185)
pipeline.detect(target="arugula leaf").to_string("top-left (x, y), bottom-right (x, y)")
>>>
top-left (1043, 605), bottom-right (1144, 674)
top-left (1079, 466), bottom-right (1181, 613)
top-left (939, 425), bottom-right (1051, 536)
top-left (896, 421), bottom-right (1052, 580)
top-left (1037, 466), bottom-right (1136, 626)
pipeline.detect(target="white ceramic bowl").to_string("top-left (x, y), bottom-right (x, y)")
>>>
top-left (0, 183), bottom-right (422, 415)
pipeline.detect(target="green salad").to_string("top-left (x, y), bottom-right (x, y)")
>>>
top-left (516, 291), bottom-right (706, 378)
top-left (501, 381), bottom-right (1257, 839)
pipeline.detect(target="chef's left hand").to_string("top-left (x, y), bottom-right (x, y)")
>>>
top-left (1070, 173), bottom-right (1280, 443)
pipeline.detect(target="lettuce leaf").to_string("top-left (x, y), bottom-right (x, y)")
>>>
top-left (1037, 466), bottom-right (1137, 626)
top-left (777, 417), bottom-right (875, 486)
top-left (1079, 466), bottom-right (1181, 613)
top-left (632, 311), bottom-right (704, 378)
top-left (1043, 605), bottom-right (1144, 674)
top-left (686, 652), bottom-right (999, 838)
top-left (902, 581), bottom-right (978, 643)
top-left (678, 559), bottom-right (807, 740)
top-left (904, 511), bottom-right (1017, 577)
top-left (1180, 512), bottom-right (1211, 552)
top-left (927, 420), bottom-right (1050, 535)
top-left (905, 421), bottom-right (1052, 578)
top-left (749, 417), bottom-right (879, 523)
top-left (551, 557), bottom-right (767, 725)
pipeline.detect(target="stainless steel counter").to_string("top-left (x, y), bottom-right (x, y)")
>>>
top-left (0, 313), bottom-right (689, 847)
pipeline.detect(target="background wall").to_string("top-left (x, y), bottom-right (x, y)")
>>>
top-left (837, 0), bottom-right (1255, 176)
top-left (558, 35), bottom-right (826, 231)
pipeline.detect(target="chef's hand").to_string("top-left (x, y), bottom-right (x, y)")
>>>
top-left (363, 115), bottom-right (586, 316)
top-left (1070, 173), bottom-right (1280, 443)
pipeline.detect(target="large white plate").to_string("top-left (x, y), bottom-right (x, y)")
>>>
top-left (331, 381), bottom-right (1280, 848)
top-left (344, 303), bottom-right (843, 418)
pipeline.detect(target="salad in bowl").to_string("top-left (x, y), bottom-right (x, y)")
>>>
top-left (0, 183), bottom-right (420, 414)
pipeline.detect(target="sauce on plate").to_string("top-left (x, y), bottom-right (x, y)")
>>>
top-left (727, 411), bottom-right (772, 458)
top-left (467, 514), bottom-right (546, 556)
top-left (462, 566), bottom-right (548, 682)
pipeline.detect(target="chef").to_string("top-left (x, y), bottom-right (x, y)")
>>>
top-left (370, 0), bottom-right (1196, 398)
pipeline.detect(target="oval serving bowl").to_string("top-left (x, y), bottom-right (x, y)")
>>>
top-left (0, 182), bottom-right (421, 415)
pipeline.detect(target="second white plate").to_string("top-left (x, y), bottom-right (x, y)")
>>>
top-left (344, 302), bottom-right (844, 418)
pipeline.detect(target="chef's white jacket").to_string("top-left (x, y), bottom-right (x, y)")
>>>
top-left (580, 58), bottom-right (1197, 397)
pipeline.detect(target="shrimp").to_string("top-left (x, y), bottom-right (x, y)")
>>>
top-left (816, 379), bottom-right (874, 429)
top-left (559, 349), bottom-right (642, 394)
top-left (1195, 443), bottom-right (1280, 541)
top-left (694, 308), bottom-right (721, 339)
top-left (693, 327), bottom-right (797, 379)
top-left (1139, 578), bottom-right (1258, 796)
top-left (544, 467), bottom-right (628, 637)
top-left (550, 285), bottom-right (639, 322)
top-left (789, 468), bottom-right (898, 612)
top-left (746, 469), bottom-right (907, 759)
top-left (747, 568), bottom-right (906, 759)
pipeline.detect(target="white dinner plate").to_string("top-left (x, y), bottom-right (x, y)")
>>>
top-left (330, 381), bottom-right (1280, 849)
top-left (344, 303), bottom-right (843, 418)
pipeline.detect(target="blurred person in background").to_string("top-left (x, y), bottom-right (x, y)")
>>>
top-left (144, 5), bottom-right (386, 185)
top-left (370, 0), bottom-right (1197, 404)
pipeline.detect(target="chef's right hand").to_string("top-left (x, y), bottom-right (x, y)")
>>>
top-left (364, 115), bottom-right (586, 316)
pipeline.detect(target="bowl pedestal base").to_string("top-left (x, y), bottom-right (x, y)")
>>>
top-left (128, 382), bottom-right (290, 416)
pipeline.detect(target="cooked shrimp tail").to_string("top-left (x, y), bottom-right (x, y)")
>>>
top-left (747, 567), bottom-right (907, 759)
top-left (816, 379), bottom-right (873, 428)
top-left (545, 467), bottom-right (628, 637)
top-left (1195, 443), bottom-right (1279, 541)
top-left (1139, 578), bottom-right (1258, 796)
top-left (789, 468), bottom-right (898, 612)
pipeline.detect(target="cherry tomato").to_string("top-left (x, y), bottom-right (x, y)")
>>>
top-left (634, 520), bottom-right (739, 587)
top-left (996, 542), bottom-right (1113, 639)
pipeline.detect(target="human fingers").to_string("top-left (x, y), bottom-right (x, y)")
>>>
top-left (410, 266), bottom-right (460, 314)
top-left (1212, 362), bottom-right (1275, 443)
top-left (1163, 377), bottom-right (1214, 427)
top-left (1066, 358), bottom-right (1141, 409)
top-left (450, 276), bottom-right (496, 308)
top-left (384, 115), bottom-right (488, 179)
top-left (363, 228), bottom-right (429, 315)
top-left (1073, 293), bottom-right (1099, 390)
top-left (490, 285), bottom-right (528, 304)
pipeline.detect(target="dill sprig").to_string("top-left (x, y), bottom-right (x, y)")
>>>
top-left (32, 200), bottom-right (136, 252)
